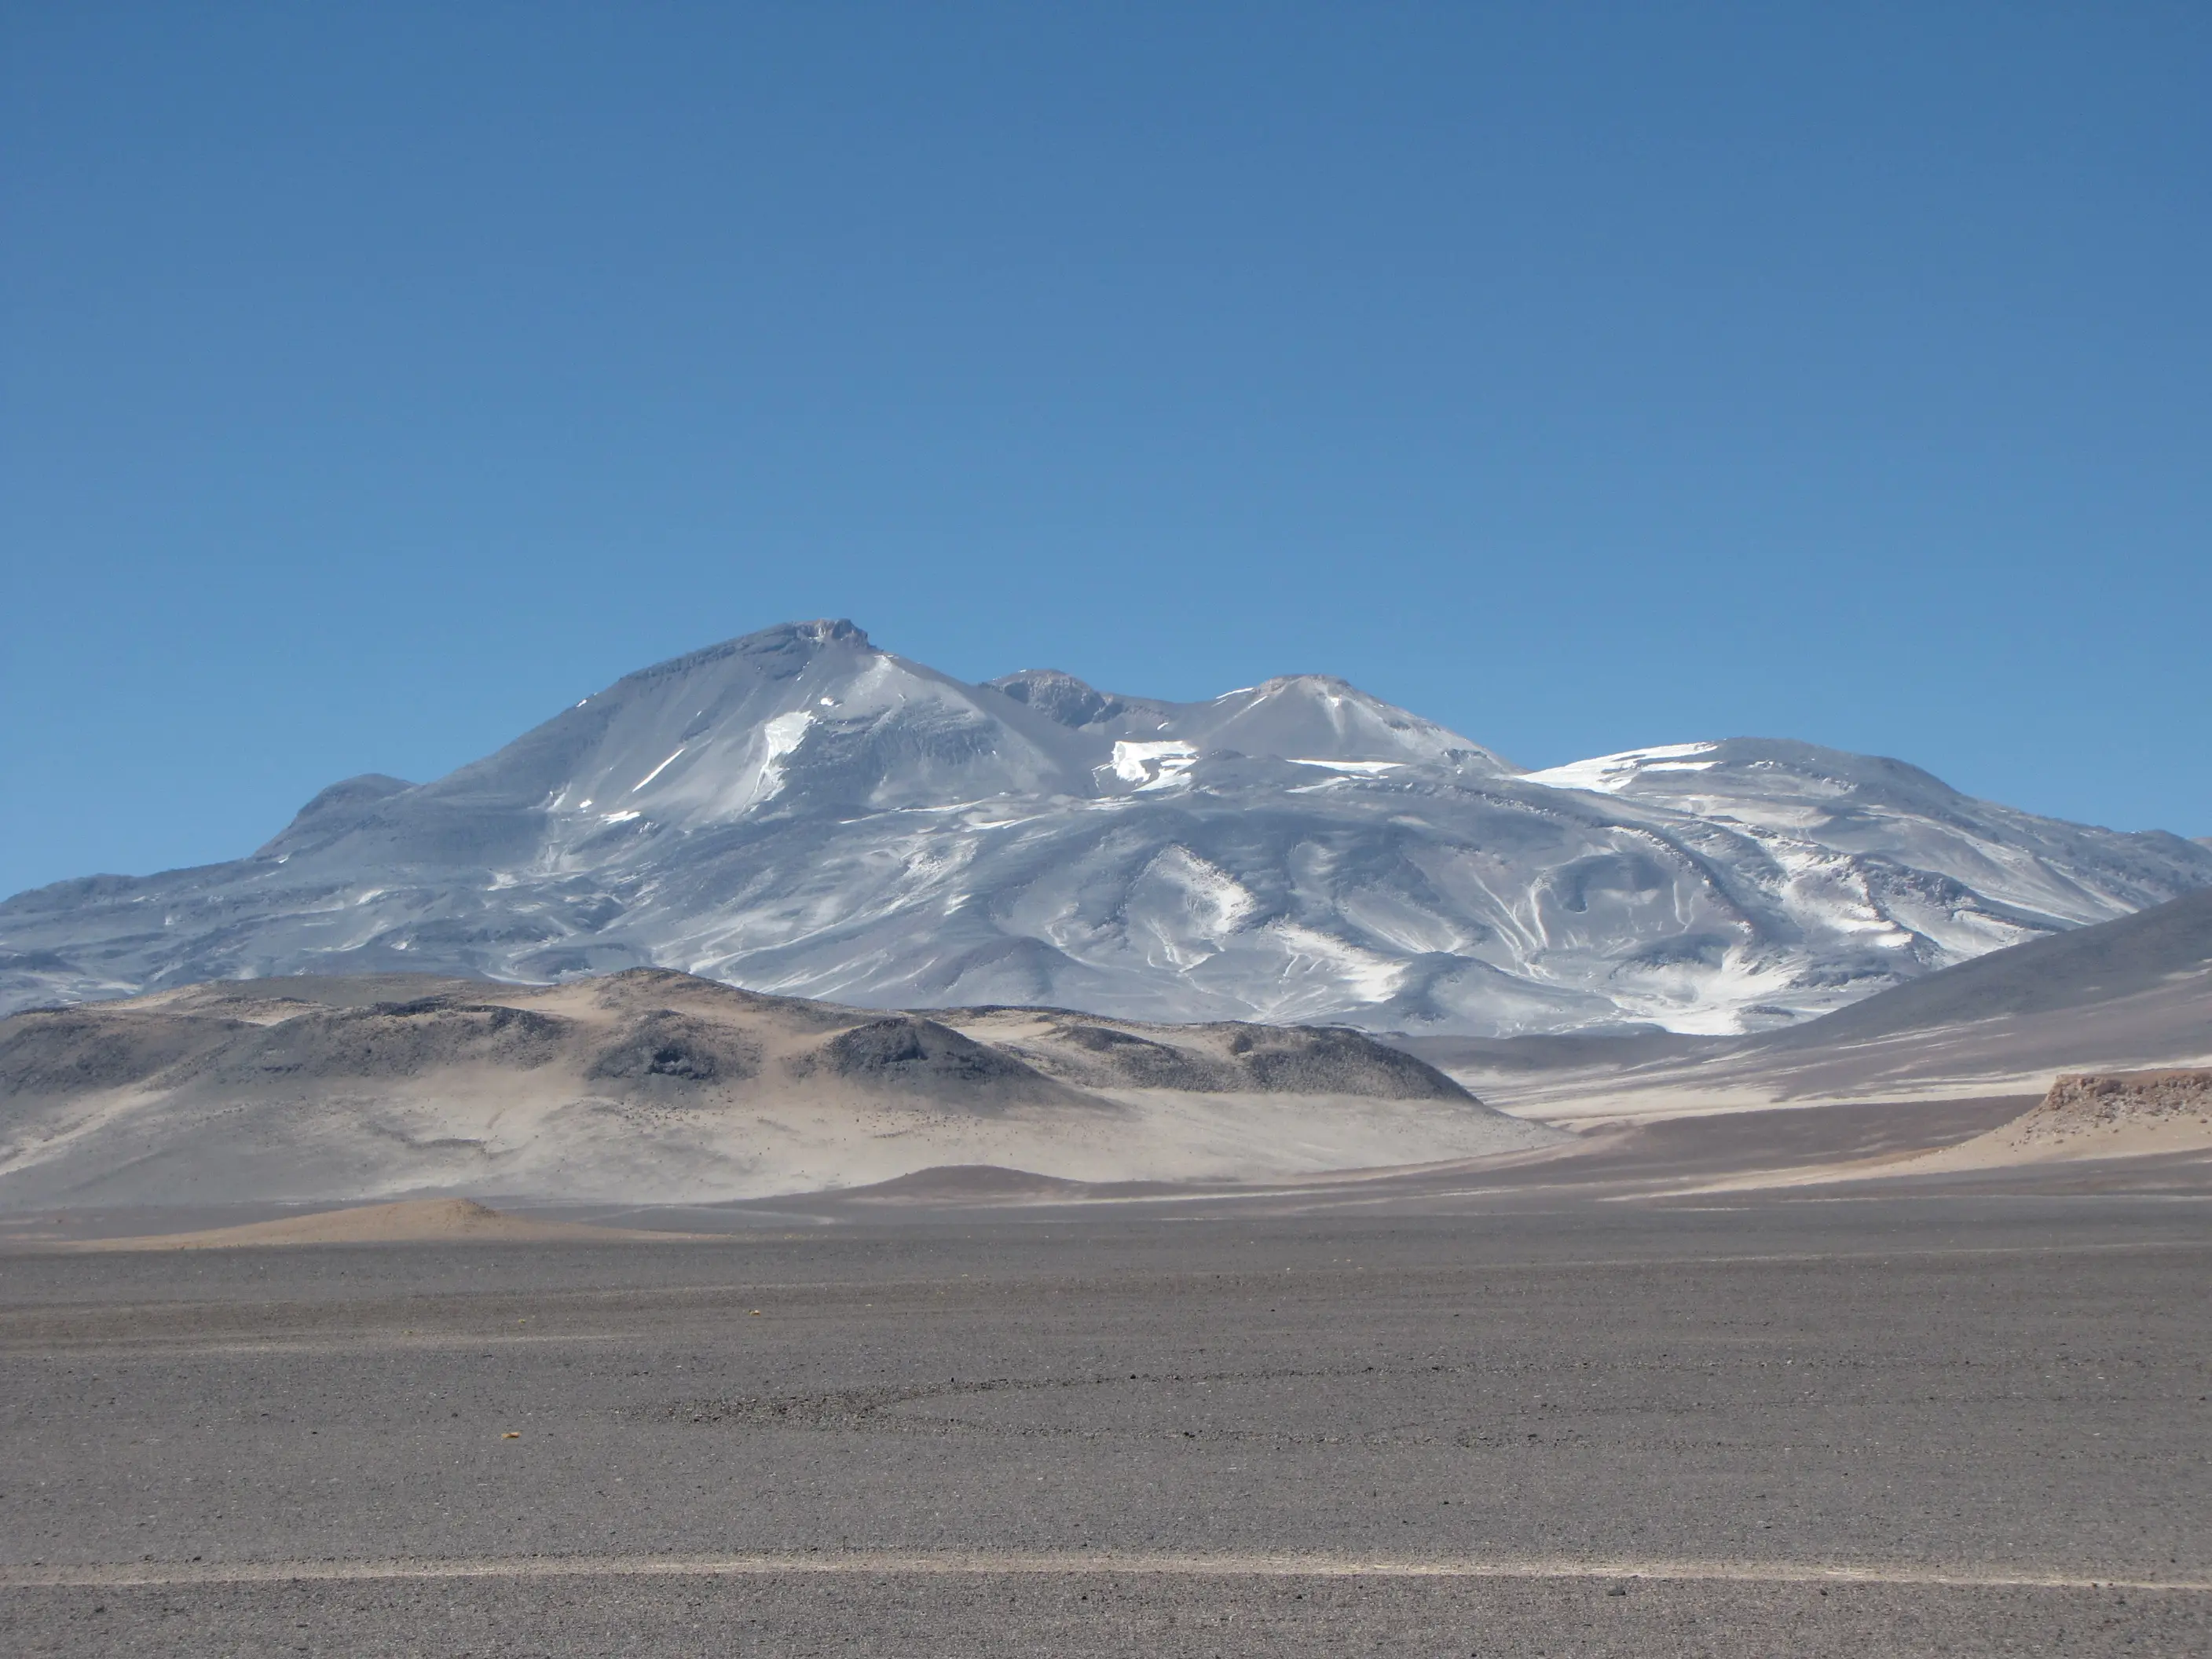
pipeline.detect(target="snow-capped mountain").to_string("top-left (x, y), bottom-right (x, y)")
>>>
top-left (4, 620), bottom-right (2207, 1034)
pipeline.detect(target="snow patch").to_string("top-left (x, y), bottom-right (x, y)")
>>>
top-left (751, 710), bottom-right (815, 805)
top-left (632, 748), bottom-right (686, 793)
top-left (1523, 742), bottom-right (1722, 794)
top-left (1291, 759), bottom-right (1402, 775)
top-left (1126, 845), bottom-right (1260, 968)
top-left (1265, 921), bottom-right (1407, 1003)
top-left (1112, 739), bottom-right (1200, 789)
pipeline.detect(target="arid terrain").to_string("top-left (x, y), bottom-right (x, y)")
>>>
top-left (3, 890), bottom-right (2209, 1654)
top-left (7, 884), bottom-right (2210, 1217)
top-left (2, 1196), bottom-right (2206, 1657)
top-left (0, 970), bottom-right (1551, 1210)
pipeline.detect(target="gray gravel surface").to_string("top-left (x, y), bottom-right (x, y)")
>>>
top-left (2, 1196), bottom-right (2207, 1654)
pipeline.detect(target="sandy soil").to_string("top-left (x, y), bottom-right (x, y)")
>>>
top-left (64, 1197), bottom-right (709, 1251)
top-left (1897, 1069), bottom-right (2212, 1171)
top-left (1656, 1070), bottom-right (2212, 1195)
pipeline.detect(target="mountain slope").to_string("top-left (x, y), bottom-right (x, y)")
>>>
top-left (3, 620), bottom-right (2207, 1035)
top-left (1755, 882), bottom-right (2212, 1050)
top-left (1422, 884), bottom-right (2212, 1118)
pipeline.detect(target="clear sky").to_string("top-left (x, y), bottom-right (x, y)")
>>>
top-left (4, 2), bottom-right (2207, 899)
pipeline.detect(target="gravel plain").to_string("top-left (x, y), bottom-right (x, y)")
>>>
top-left (2, 1195), bottom-right (2206, 1655)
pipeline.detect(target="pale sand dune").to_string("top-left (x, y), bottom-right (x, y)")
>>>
top-left (1658, 1071), bottom-right (2212, 1195)
top-left (69, 1198), bottom-right (708, 1251)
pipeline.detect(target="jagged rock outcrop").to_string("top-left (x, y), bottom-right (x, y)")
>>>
top-left (2012, 1070), bottom-right (2212, 1147)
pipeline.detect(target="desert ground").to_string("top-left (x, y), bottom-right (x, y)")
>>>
top-left (2, 1106), bottom-right (2207, 1657)
top-left (5, 946), bottom-right (2207, 1654)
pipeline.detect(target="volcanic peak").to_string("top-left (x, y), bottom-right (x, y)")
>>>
top-left (986, 669), bottom-right (1133, 729)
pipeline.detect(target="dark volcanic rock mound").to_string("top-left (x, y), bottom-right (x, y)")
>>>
top-left (588, 1009), bottom-right (761, 1085)
top-left (1214, 1024), bottom-right (1474, 1101)
top-left (196, 1001), bottom-right (573, 1083)
top-left (0, 1008), bottom-right (238, 1097)
top-left (815, 1016), bottom-right (1083, 1110)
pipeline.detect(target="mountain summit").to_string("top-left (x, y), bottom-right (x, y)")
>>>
top-left (5, 621), bottom-right (2208, 1033)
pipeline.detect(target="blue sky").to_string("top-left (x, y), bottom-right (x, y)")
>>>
top-left (4, 2), bottom-right (2207, 898)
